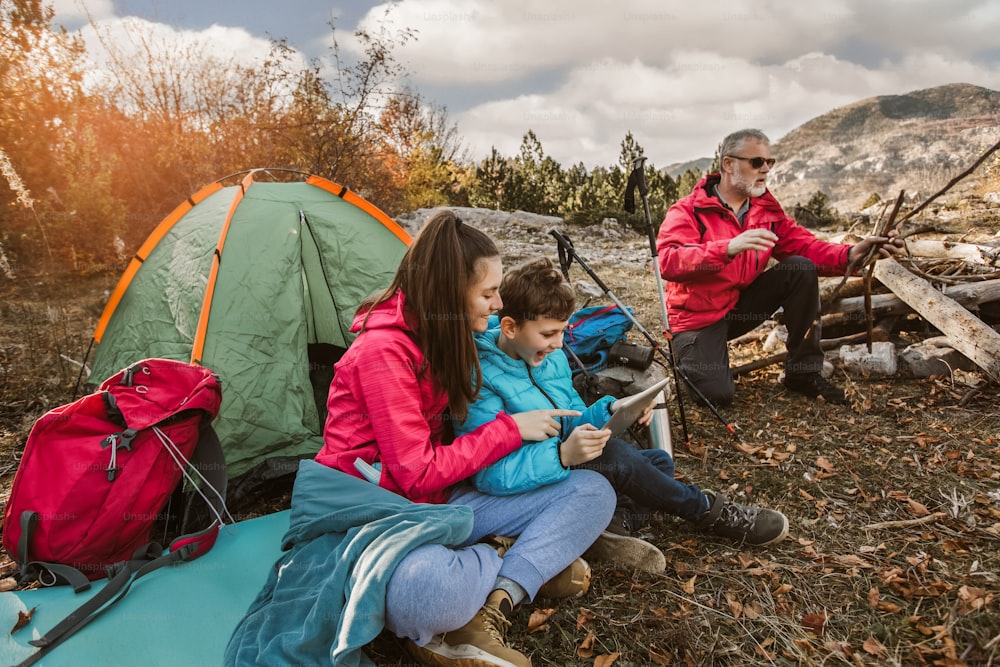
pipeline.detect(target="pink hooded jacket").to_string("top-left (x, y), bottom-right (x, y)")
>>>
top-left (657, 174), bottom-right (851, 333)
top-left (315, 290), bottom-right (523, 504)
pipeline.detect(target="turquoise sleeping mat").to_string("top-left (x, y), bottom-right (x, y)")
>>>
top-left (0, 510), bottom-right (289, 666)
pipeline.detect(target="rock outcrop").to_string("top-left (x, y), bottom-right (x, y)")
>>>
top-left (767, 83), bottom-right (1000, 213)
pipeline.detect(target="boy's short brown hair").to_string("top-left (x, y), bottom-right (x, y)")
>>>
top-left (499, 257), bottom-right (576, 323)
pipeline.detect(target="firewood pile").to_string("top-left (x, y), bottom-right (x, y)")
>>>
top-left (735, 139), bottom-right (1000, 389)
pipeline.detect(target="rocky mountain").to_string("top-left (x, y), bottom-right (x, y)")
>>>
top-left (766, 83), bottom-right (1000, 213)
top-left (662, 157), bottom-right (713, 180)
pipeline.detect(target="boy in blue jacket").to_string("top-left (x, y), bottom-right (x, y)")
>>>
top-left (457, 257), bottom-right (789, 570)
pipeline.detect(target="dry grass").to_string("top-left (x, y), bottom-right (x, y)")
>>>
top-left (1, 209), bottom-right (998, 666)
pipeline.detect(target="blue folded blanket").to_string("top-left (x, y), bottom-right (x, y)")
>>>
top-left (224, 460), bottom-right (474, 667)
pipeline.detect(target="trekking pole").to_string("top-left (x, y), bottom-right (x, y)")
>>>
top-left (550, 228), bottom-right (738, 441)
top-left (624, 157), bottom-right (690, 443)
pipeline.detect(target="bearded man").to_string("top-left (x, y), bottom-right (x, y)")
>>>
top-left (656, 128), bottom-right (900, 406)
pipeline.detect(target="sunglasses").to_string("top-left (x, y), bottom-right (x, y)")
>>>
top-left (727, 155), bottom-right (776, 169)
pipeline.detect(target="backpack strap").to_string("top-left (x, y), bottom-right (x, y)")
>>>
top-left (16, 537), bottom-right (217, 667)
top-left (15, 512), bottom-right (92, 593)
top-left (190, 421), bottom-right (227, 518)
top-left (170, 422), bottom-right (227, 560)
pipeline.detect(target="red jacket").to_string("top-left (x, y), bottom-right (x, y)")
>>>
top-left (315, 290), bottom-right (523, 504)
top-left (657, 174), bottom-right (850, 333)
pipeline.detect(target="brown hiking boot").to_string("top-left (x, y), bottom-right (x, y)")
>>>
top-left (406, 590), bottom-right (531, 667)
top-left (537, 557), bottom-right (591, 599)
top-left (583, 513), bottom-right (666, 573)
top-left (585, 530), bottom-right (666, 573)
top-left (483, 535), bottom-right (591, 599)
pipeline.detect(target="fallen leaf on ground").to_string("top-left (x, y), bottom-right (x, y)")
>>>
top-left (863, 636), bottom-right (887, 656)
top-left (594, 652), bottom-right (619, 666)
top-left (10, 608), bottom-right (34, 635)
top-left (726, 592), bottom-right (743, 618)
top-left (576, 629), bottom-right (596, 658)
top-left (527, 608), bottom-right (554, 633)
top-left (743, 601), bottom-right (763, 620)
top-left (801, 612), bottom-right (828, 636)
top-left (815, 456), bottom-right (836, 473)
top-left (648, 645), bottom-right (672, 665)
top-left (957, 585), bottom-right (992, 615)
top-left (753, 636), bottom-right (776, 659)
top-left (773, 583), bottom-right (793, 595)
top-left (907, 498), bottom-right (931, 517)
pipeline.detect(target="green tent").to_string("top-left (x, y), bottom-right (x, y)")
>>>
top-left (89, 170), bottom-right (411, 482)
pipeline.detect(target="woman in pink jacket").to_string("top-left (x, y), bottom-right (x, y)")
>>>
top-left (315, 209), bottom-right (615, 667)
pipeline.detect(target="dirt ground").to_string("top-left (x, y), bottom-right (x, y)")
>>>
top-left (1, 207), bottom-right (998, 666)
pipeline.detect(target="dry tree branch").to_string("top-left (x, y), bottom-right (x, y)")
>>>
top-left (823, 138), bottom-right (1000, 310)
top-left (894, 256), bottom-right (1000, 285)
top-left (862, 512), bottom-right (948, 531)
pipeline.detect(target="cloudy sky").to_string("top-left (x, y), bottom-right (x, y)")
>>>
top-left (51, 0), bottom-right (1000, 170)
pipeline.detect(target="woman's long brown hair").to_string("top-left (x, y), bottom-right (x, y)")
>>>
top-left (362, 209), bottom-right (498, 421)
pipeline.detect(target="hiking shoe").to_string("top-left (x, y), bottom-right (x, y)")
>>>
top-left (783, 372), bottom-right (846, 404)
top-left (697, 491), bottom-right (789, 546)
top-left (584, 521), bottom-right (666, 574)
top-left (537, 557), bottom-right (591, 599)
top-left (604, 510), bottom-right (633, 536)
top-left (406, 590), bottom-right (531, 667)
top-left (483, 535), bottom-right (590, 599)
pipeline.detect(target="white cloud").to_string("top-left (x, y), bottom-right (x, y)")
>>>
top-left (50, 0), bottom-right (1000, 170)
top-left (51, 1), bottom-right (317, 83)
top-left (49, 0), bottom-right (115, 25)
top-left (76, 17), bottom-right (279, 69)
top-left (455, 47), bottom-right (1000, 168)
top-left (349, 0), bottom-right (1000, 167)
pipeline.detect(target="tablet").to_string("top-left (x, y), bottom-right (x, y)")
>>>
top-left (601, 376), bottom-right (671, 437)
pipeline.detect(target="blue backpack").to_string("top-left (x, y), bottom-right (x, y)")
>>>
top-left (564, 305), bottom-right (634, 374)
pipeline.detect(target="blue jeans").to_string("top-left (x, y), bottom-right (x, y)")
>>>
top-left (384, 469), bottom-right (614, 645)
top-left (577, 437), bottom-right (708, 523)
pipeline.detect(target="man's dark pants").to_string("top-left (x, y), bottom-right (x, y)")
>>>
top-left (672, 256), bottom-right (824, 407)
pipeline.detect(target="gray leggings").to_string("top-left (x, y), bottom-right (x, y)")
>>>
top-left (384, 469), bottom-right (614, 645)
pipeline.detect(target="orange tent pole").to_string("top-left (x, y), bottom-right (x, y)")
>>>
top-left (189, 173), bottom-right (252, 364)
top-left (305, 174), bottom-right (412, 246)
top-left (93, 182), bottom-right (224, 344)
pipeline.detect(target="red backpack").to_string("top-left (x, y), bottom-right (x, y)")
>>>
top-left (2, 358), bottom-right (230, 664)
top-left (4, 357), bottom-right (228, 583)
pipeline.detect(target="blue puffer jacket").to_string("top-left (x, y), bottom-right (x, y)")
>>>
top-left (456, 319), bottom-right (615, 495)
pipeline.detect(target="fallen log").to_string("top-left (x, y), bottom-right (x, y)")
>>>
top-left (902, 239), bottom-right (1000, 267)
top-left (826, 278), bottom-right (1000, 319)
top-left (872, 258), bottom-right (1000, 380)
top-left (819, 276), bottom-right (866, 303)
